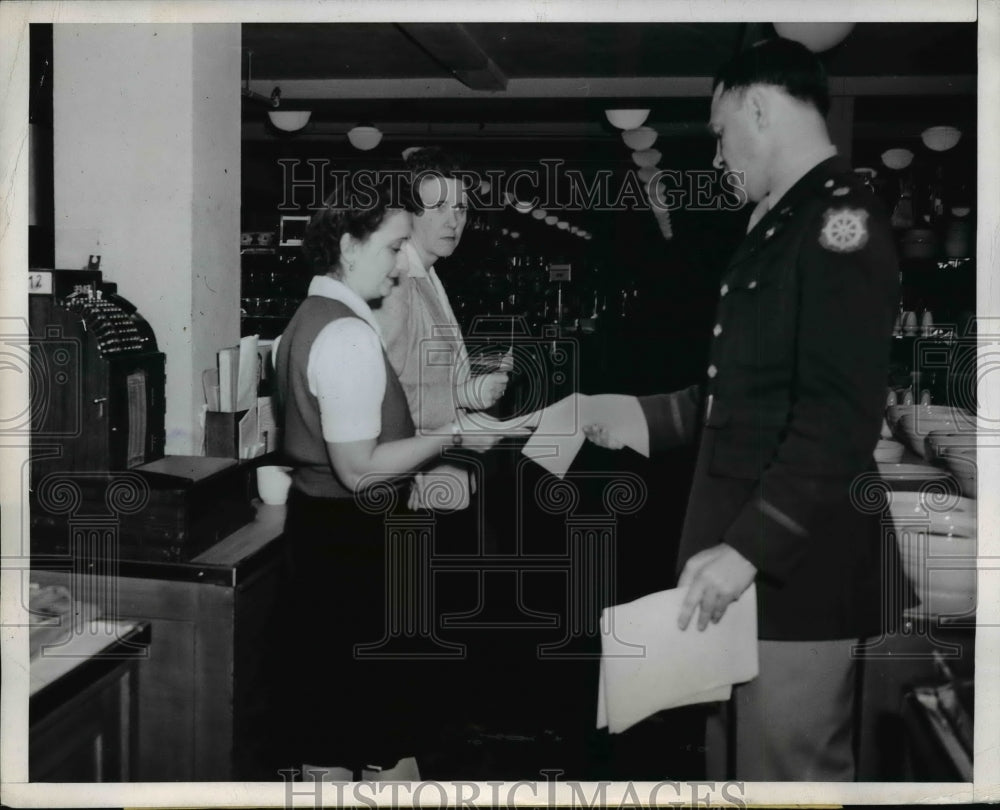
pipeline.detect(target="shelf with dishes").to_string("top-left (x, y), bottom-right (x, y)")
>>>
top-left (877, 401), bottom-right (978, 623)
top-left (240, 243), bottom-right (312, 338)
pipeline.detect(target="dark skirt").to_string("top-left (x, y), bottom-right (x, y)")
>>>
top-left (280, 485), bottom-right (436, 769)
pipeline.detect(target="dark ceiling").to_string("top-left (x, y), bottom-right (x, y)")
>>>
top-left (244, 22), bottom-right (976, 81)
top-left (240, 21), bottom-right (978, 247)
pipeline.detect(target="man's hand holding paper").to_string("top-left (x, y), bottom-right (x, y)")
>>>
top-left (677, 543), bottom-right (758, 631)
top-left (521, 393), bottom-right (650, 478)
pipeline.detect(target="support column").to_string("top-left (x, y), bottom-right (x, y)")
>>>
top-left (53, 23), bottom-right (241, 454)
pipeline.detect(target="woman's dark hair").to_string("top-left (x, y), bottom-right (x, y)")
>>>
top-left (302, 170), bottom-right (414, 276)
top-left (403, 146), bottom-right (465, 180)
top-left (712, 37), bottom-right (830, 117)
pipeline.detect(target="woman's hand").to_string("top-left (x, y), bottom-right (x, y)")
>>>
top-left (447, 414), bottom-right (531, 453)
top-left (456, 373), bottom-right (509, 411)
top-left (582, 423), bottom-right (625, 450)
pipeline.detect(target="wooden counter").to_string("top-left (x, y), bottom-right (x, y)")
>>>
top-left (30, 621), bottom-right (150, 781)
top-left (32, 503), bottom-right (287, 781)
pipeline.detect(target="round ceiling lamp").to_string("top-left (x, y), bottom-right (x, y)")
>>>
top-left (268, 111), bottom-right (311, 132)
top-left (347, 125), bottom-right (383, 151)
top-left (480, 180), bottom-right (492, 194)
top-left (509, 196), bottom-right (535, 213)
top-left (622, 126), bottom-right (658, 151)
top-left (557, 221), bottom-right (570, 230)
top-left (544, 215), bottom-right (558, 225)
top-left (637, 166), bottom-right (658, 183)
top-left (531, 208), bottom-right (547, 220)
top-left (632, 149), bottom-right (662, 168)
top-left (921, 126), bottom-right (962, 152)
top-left (881, 148), bottom-right (914, 171)
top-left (570, 226), bottom-right (579, 234)
top-left (510, 231), bottom-right (520, 239)
top-left (605, 109), bottom-right (650, 130)
top-left (772, 22), bottom-right (855, 52)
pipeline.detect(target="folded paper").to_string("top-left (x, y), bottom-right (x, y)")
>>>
top-left (597, 584), bottom-right (758, 734)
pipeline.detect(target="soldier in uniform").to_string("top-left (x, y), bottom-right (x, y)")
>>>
top-left (585, 38), bottom-right (911, 780)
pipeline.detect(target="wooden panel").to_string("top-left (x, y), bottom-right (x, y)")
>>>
top-left (31, 516), bottom-right (287, 782)
top-left (232, 555), bottom-right (287, 779)
top-left (31, 661), bottom-right (132, 781)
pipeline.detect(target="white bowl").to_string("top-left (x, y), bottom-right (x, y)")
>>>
top-left (896, 525), bottom-right (977, 620)
top-left (888, 491), bottom-right (976, 538)
top-left (939, 451), bottom-right (977, 499)
top-left (897, 407), bottom-right (975, 456)
top-left (913, 587), bottom-right (977, 620)
top-left (925, 431), bottom-right (977, 464)
top-left (873, 439), bottom-right (905, 463)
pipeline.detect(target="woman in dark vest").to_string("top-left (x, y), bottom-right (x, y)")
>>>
top-left (274, 173), bottom-right (505, 780)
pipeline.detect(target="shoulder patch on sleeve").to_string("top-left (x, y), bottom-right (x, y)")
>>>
top-left (819, 207), bottom-right (869, 253)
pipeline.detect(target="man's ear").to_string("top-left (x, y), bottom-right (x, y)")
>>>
top-left (744, 86), bottom-right (770, 132)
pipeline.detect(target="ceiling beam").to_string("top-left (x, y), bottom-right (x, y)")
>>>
top-left (396, 23), bottom-right (508, 92)
top-left (247, 74), bottom-right (975, 101)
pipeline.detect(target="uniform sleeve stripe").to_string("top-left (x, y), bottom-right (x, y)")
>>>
top-left (670, 395), bottom-right (685, 439)
top-left (758, 498), bottom-right (808, 537)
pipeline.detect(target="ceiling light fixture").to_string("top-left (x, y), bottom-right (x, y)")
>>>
top-left (632, 149), bottom-right (662, 168)
top-left (881, 148), bottom-right (914, 170)
top-left (605, 109), bottom-right (650, 130)
top-left (622, 126), bottom-right (658, 150)
top-left (772, 22), bottom-right (855, 53)
top-left (244, 52), bottom-right (312, 133)
top-left (269, 108), bottom-right (312, 133)
top-left (531, 209), bottom-right (547, 220)
top-left (347, 125), bottom-right (383, 151)
top-left (557, 221), bottom-right (570, 230)
top-left (637, 166), bottom-right (658, 183)
top-left (921, 126), bottom-right (962, 152)
top-left (545, 215), bottom-right (558, 225)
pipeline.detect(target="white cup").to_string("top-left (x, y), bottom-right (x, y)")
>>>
top-left (256, 465), bottom-right (292, 505)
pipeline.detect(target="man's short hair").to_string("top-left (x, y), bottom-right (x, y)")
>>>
top-left (712, 37), bottom-right (830, 117)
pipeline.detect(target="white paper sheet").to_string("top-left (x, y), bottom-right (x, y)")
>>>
top-left (521, 394), bottom-right (586, 478)
top-left (581, 393), bottom-right (650, 458)
top-left (596, 584), bottom-right (758, 734)
top-left (236, 334), bottom-right (259, 412)
top-left (520, 392), bottom-right (650, 478)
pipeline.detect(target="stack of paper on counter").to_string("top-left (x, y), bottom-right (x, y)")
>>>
top-left (597, 585), bottom-right (758, 734)
top-left (521, 392), bottom-right (649, 478)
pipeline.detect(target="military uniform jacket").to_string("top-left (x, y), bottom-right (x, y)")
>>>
top-left (639, 156), bottom-right (911, 640)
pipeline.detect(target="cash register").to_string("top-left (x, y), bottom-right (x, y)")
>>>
top-left (29, 268), bottom-right (254, 561)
